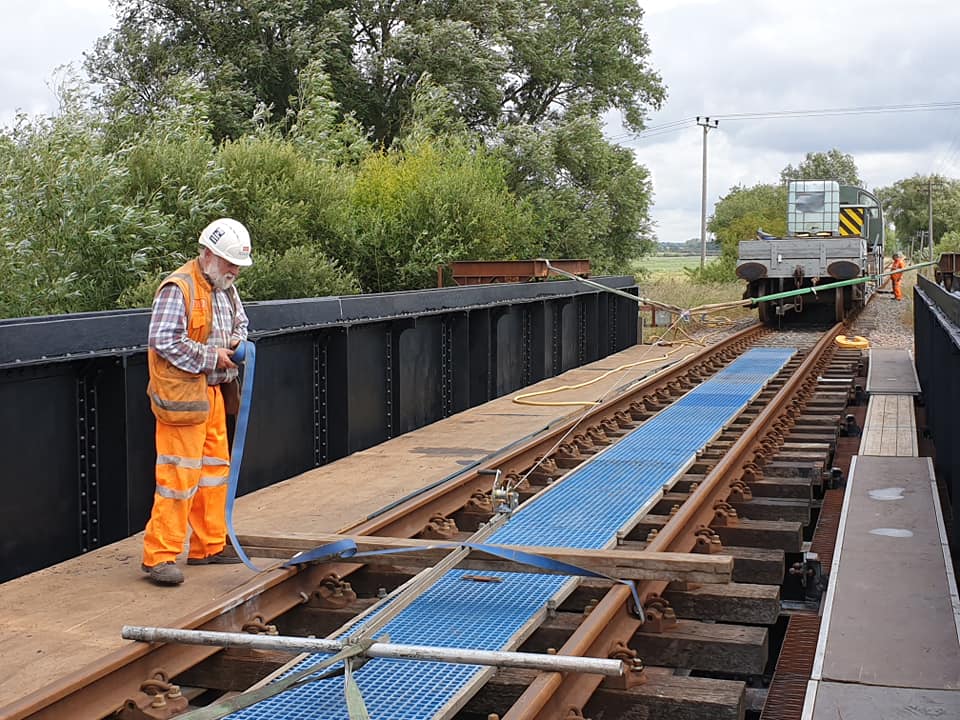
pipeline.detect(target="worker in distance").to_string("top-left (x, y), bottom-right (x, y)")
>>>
top-left (140, 219), bottom-right (252, 585)
top-left (891, 251), bottom-right (907, 302)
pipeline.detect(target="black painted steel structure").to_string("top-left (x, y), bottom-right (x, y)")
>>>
top-left (914, 276), bottom-right (960, 552)
top-left (0, 278), bottom-right (638, 582)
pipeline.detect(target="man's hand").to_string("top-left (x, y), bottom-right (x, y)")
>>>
top-left (216, 347), bottom-right (237, 370)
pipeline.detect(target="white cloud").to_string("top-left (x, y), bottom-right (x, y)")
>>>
top-left (0, 1), bottom-right (114, 127)
top-left (1, 0), bottom-right (957, 248)
top-left (630, 0), bottom-right (960, 243)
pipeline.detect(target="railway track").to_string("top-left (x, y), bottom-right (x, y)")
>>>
top-left (10, 319), bottom-right (867, 720)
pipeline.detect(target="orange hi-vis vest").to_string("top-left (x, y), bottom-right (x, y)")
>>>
top-left (147, 258), bottom-right (214, 426)
top-left (891, 257), bottom-right (906, 282)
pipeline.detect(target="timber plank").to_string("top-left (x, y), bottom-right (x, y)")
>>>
top-left (745, 477), bottom-right (813, 499)
top-left (521, 613), bottom-right (767, 675)
top-left (633, 620), bottom-right (768, 674)
top-left (763, 460), bottom-right (823, 478)
top-left (860, 393), bottom-right (917, 457)
top-left (673, 475), bottom-right (813, 499)
top-left (235, 531), bottom-right (734, 583)
top-left (174, 648), bottom-right (290, 691)
top-left (725, 545), bottom-right (786, 584)
top-left (714, 518), bottom-right (804, 553)
top-left (560, 544), bottom-right (784, 610)
top-left (630, 516), bottom-right (802, 554)
top-left (0, 341), bottom-right (717, 712)
top-left (589, 671), bottom-right (746, 720)
top-left (727, 497), bottom-right (811, 524)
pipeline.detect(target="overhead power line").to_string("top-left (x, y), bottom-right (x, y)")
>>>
top-left (612, 100), bottom-right (960, 144)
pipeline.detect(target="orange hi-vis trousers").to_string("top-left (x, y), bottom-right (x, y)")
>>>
top-left (143, 385), bottom-right (231, 567)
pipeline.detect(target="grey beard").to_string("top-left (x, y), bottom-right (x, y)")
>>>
top-left (200, 258), bottom-right (236, 290)
top-left (211, 274), bottom-right (236, 291)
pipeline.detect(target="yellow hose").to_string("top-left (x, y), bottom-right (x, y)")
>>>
top-left (511, 350), bottom-right (687, 406)
top-left (835, 334), bottom-right (870, 349)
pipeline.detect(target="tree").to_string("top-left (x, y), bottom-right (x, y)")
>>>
top-left (496, 115), bottom-right (655, 271)
top-left (341, 136), bottom-right (540, 292)
top-left (86, 0), bottom-right (342, 141)
top-left (875, 174), bottom-right (960, 252)
top-left (0, 76), bottom-right (217, 318)
top-left (86, 0), bottom-right (666, 146)
top-left (780, 149), bottom-right (862, 186)
top-left (708, 183), bottom-right (787, 265)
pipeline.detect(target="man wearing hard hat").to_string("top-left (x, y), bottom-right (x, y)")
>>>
top-left (891, 251), bottom-right (907, 302)
top-left (140, 219), bottom-right (253, 585)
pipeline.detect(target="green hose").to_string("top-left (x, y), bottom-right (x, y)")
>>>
top-left (750, 260), bottom-right (938, 305)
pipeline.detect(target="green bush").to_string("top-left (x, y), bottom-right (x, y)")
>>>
top-left (0, 88), bottom-right (184, 316)
top-left (344, 139), bottom-right (539, 292)
top-left (238, 244), bottom-right (360, 300)
top-left (217, 135), bottom-right (355, 264)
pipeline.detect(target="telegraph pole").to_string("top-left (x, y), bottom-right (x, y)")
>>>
top-left (697, 117), bottom-right (719, 270)
top-left (928, 175), bottom-right (934, 264)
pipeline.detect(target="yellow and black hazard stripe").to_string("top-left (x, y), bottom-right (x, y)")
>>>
top-left (839, 207), bottom-right (865, 237)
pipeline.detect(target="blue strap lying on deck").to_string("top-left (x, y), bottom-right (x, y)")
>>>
top-left (228, 347), bottom-right (795, 720)
top-left (283, 538), bottom-right (644, 616)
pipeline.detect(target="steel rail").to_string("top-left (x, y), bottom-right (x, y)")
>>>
top-left (503, 323), bottom-right (843, 720)
top-left (6, 323), bottom-right (763, 720)
top-left (349, 323), bottom-right (765, 538)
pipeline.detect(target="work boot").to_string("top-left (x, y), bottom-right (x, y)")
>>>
top-left (187, 551), bottom-right (241, 565)
top-left (141, 561), bottom-right (184, 586)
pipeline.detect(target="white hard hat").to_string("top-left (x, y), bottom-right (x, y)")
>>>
top-left (199, 218), bottom-right (253, 266)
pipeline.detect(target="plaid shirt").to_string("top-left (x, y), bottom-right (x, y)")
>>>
top-left (148, 281), bottom-right (249, 385)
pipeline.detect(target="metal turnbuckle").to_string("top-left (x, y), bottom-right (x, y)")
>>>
top-left (482, 469), bottom-right (518, 514)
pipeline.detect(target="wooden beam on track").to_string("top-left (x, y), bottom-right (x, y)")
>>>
top-left (235, 532), bottom-right (735, 584)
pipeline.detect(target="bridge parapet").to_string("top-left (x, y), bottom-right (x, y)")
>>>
top-left (0, 278), bottom-right (638, 582)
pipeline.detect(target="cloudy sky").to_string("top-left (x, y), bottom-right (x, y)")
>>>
top-left (3, 0), bottom-right (959, 245)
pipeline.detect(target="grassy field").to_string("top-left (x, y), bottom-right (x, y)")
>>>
top-left (636, 254), bottom-right (718, 277)
top-left (625, 254), bottom-right (754, 341)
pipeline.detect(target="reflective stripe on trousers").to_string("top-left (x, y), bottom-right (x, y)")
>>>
top-left (143, 384), bottom-right (231, 566)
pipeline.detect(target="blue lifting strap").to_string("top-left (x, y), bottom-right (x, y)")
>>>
top-left (284, 539), bottom-right (645, 619)
top-left (225, 342), bottom-right (644, 621)
top-left (224, 339), bottom-right (263, 572)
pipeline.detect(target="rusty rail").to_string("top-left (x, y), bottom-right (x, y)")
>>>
top-left (350, 324), bottom-right (765, 538)
top-left (503, 323), bottom-right (842, 720)
top-left (7, 324), bottom-right (762, 719)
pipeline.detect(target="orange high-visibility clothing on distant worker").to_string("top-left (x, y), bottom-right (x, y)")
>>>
top-left (891, 256), bottom-right (907, 301)
top-left (142, 259), bottom-right (233, 568)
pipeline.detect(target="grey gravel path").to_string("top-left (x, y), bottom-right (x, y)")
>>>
top-left (848, 287), bottom-right (915, 352)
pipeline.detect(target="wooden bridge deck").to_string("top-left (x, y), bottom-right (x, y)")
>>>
top-left (0, 339), bottom-right (689, 713)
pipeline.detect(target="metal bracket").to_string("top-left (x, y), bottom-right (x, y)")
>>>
top-left (603, 640), bottom-right (646, 690)
top-left (483, 469), bottom-right (518, 514)
top-left (306, 573), bottom-right (357, 609)
top-left (642, 594), bottom-right (678, 633)
top-left (841, 413), bottom-right (861, 437)
top-left (419, 513), bottom-right (459, 539)
top-left (117, 670), bottom-right (188, 720)
top-left (693, 526), bottom-right (724, 554)
top-left (789, 552), bottom-right (828, 603)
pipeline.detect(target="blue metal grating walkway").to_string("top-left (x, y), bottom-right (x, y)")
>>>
top-left (229, 347), bottom-right (795, 720)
